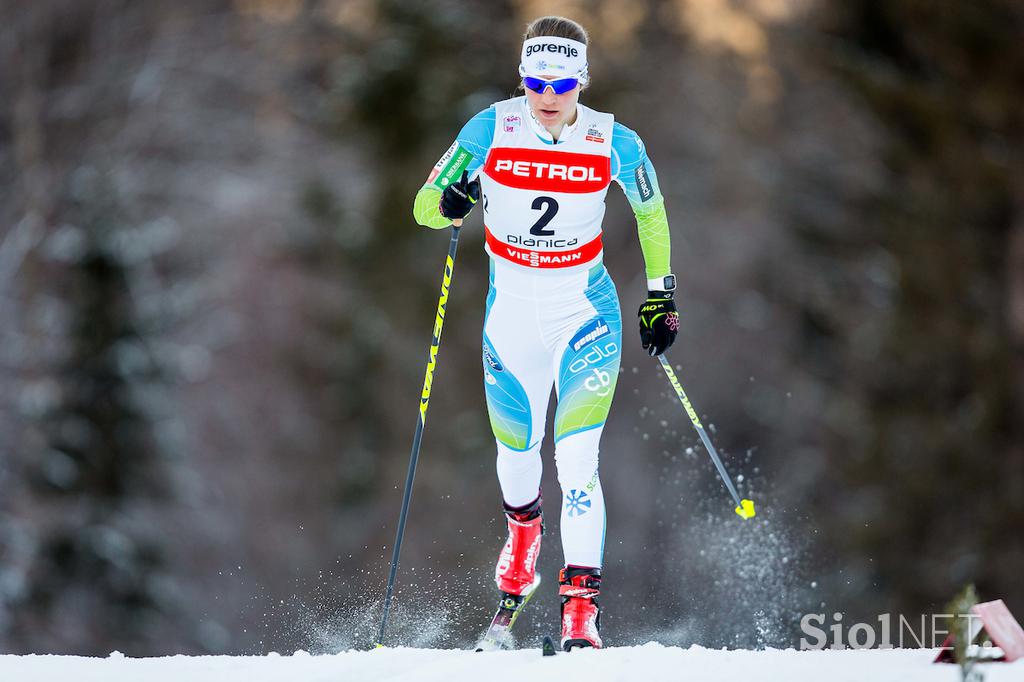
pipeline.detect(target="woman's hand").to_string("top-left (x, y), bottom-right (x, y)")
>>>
top-left (638, 292), bottom-right (679, 356)
top-left (438, 170), bottom-right (481, 225)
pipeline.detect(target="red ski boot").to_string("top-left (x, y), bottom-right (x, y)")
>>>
top-left (477, 498), bottom-right (544, 651)
top-left (559, 566), bottom-right (602, 651)
top-left (494, 497), bottom-right (543, 596)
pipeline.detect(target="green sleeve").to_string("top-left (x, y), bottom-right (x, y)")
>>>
top-left (413, 185), bottom-right (452, 230)
top-left (634, 196), bottom-right (671, 280)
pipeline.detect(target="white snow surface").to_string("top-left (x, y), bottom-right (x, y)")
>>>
top-left (3, 644), bottom-right (1023, 682)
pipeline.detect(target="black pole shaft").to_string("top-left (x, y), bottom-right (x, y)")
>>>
top-left (376, 414), bottom-right (425, 646)
top-left (376, 226), bottom-right (460, 647)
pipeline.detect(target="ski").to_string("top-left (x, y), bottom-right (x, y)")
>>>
top-left (475, 576), bottom-right (541, 652)
top-left (541, 635), bottom-right (558, 656)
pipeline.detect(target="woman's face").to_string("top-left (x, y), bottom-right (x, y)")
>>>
top-left (524, 78), bottom-right (581, 129)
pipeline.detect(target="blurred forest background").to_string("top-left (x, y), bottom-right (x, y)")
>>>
top-left (1, 0), bottom-right (1022, 656)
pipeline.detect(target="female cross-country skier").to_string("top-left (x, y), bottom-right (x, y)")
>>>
top-left (412, 16), bottom-right (678, 651)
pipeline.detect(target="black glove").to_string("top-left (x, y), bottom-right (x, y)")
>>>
top-left (638, 291), bottom-right (679, 357)
top-left (438, 170), bottom-right (480, 222)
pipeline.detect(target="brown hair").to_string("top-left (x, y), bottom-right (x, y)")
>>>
top-left (517, 16), bottom-right (590, 92)
top-left (523, 15), bottom-right (589, 44)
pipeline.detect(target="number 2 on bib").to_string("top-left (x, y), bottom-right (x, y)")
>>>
top-left (529, 196), bottom-right (559, 236)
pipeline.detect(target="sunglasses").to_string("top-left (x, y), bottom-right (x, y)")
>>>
top-left (522, 75), bottom-right (581, 95)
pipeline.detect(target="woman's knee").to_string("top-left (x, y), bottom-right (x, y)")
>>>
top-left (553, 430), bottom-right (601, 483)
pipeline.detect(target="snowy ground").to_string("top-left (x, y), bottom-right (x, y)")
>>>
top-left (3, 644), bottom-right (1022, 682)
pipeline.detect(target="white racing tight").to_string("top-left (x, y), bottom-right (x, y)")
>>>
top-left (482, 259), bottom-right (622, 569)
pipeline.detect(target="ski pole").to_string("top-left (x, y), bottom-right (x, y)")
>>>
top-left (376, 221), bottom-right (462, 648)
top-left (657, 354), bottom-right (756, 520)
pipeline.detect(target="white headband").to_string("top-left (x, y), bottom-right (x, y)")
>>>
top-left (519, 36), bottom-right (589, 83)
